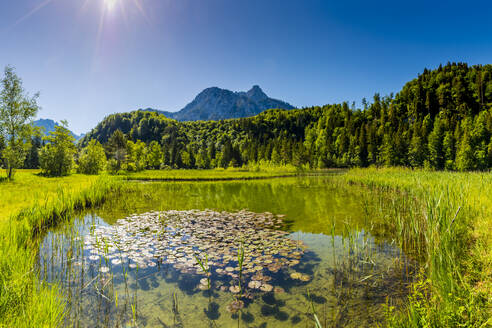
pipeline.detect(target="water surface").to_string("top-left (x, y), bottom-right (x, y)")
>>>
top-left (39, 176), bottom-right (415, 327)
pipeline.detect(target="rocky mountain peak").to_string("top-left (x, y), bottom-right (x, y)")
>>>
top-left (143, 85), bottom-right (295, 121)
top-left (246, 85), bottom-right (268, 101)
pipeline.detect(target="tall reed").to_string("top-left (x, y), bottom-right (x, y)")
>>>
top-left (343, 168), bottom-right (490, 327)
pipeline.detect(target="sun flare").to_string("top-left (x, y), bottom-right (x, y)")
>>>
top-left (104, 0), bottom-right (118, 11)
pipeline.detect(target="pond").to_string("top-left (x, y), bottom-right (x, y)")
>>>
top-left (38, 176), bottom-right (416, 327)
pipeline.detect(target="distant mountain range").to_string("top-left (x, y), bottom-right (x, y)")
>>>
top-left (142, 85), bottom-right (295, 121)
top-left (33, 119), bottom-right (83, 140)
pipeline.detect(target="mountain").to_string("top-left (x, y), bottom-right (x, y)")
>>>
top-left (33, 119), bottom-right (82, 140)
top-left (142, 85), bottom-right (295, 121)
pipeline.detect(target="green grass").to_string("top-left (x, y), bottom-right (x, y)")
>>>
top-left (0, 170), bottom-right (102, 223)
top-left (0, 173), bottom-right (124, 327)
top-left (342, 168), bottom-right (491, 327)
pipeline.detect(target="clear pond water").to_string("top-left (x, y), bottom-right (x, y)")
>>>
top-left (38, 176), bottom-right (416, 327)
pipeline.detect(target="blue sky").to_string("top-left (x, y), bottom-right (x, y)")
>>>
top-left (0, 0), bottom-right (491, 134)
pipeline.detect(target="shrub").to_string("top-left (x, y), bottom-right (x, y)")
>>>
top-left (77, 140), bottom-right (107, 174)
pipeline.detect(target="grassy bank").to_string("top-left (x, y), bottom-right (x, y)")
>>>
top-left (122, 165), bottom-right (300, 181)
top-left (0, 174), bottom-right (124, 327)
top-left (342, 168), bottom-right (491, 327)
top-left (0, 170), bottom-right (101, 223)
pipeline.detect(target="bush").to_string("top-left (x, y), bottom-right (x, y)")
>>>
top-left (77, 140), bottom-right (107, 175)
top-left (124, 162), bottom-right (137, 172)
top-left (107, 159), bottom-right (120, 175)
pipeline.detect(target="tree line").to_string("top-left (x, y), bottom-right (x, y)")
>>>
top-left (1, 63), bottom-right (492, 178)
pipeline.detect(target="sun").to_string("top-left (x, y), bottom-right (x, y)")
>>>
top-left (104, 0), bottom-right (118, 11)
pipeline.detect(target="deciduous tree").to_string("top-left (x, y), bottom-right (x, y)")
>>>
top-left (78, 139), bottom-right (107, 174)
top-left (0, 66), bottom-right (39, 179)
top-left (39, 122), bottom-right (76, 176)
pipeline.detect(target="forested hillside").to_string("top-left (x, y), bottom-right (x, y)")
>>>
top-left (80, 63), bottom-right (492, 171)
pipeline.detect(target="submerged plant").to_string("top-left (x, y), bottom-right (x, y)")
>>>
top-left (172, 290), bottom-right (180, 326)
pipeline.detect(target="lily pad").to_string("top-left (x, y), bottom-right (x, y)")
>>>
top-left (229, 285), bottom-right (241, 293)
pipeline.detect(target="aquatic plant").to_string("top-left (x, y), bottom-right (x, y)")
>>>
top-left (194, 253), bottom-right (211, 290)
top-left (306, 289), bottom-right (323, 328)
top-left (237, 242), bottom-right (245, 293)
top-left (131, 302), bottom-right (137, 326)
top-left (86, 209), bottom-right (307, 298)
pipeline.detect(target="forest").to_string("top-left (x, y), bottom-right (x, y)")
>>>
top-left (73, 63), bottom-right (492, 172)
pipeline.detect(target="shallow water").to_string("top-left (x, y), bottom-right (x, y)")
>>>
top-left (38, 176), bottom-right (416, 327)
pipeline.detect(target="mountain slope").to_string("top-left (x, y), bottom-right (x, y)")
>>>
top-left (144, 85), bottom-right (295, 121)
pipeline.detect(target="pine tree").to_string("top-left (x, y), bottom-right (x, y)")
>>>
top-left (271, 148), bottom-right (281, 164)
top-left (475, 141), bottom-right (488, 170)
top-left (456, 130), bottom-right (475, 171)
top-left (107, 130), bottom-right (127, 172)
top-left (220, 139), bottom-right (233, 168)
top-left (409, 133), bottom-right (425, 168)
top-left (487, 138), bottom-right (492, 167)
top-left (356, 127), bottom-right (368, 167)
top-left (443, 131), bottom-right (455, 170)
top-left (161, 144), bottom-right (170, 167)
top-left (428, 117), bottom-right (445, 169)
top-left (380, 133), bottom-right (396, 166)
top-left (181, 151), bottom-right (192, 168)
top-left (24, 136), bottom-right (42, 169)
